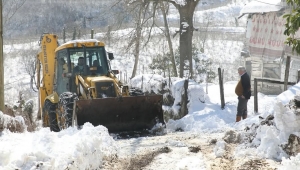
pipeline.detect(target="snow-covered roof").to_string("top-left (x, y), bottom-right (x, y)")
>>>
top-left (240, 0), bottom-right (284, 16)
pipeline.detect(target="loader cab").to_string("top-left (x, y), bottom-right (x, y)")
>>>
top-left (69, 47), bottom-right (110, 76)
top-left (55, 46), bottom-right (110, 95)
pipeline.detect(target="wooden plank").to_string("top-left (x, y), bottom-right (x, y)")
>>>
top-left (263, 63), bottom-right (280, 67)
top-left (250, 56), bottom-right (262, 61)
top-left (245, 57), bottom-right (252, 61)
top-left (252, 63), bottom-right (262, 67)
top-left (255, 78), bottom-right (295, 85)
top-left (251, 76), bottom-right (262, 81)
top-left (251, 71), bottom-right (262, 77)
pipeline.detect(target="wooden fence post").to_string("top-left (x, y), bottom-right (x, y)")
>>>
top-left (91, 29), bottom-right (94, 39)
top-left (72, 27), bottom-right (76, 40)
top-left (206, 72), bottom-right (208, 94)
top-left (218, 68), bottom-right (225, 109)
top-left (254, 78), bottom-right (258, 113)
top-left (141, 75), bottom-right (143, 90)
top-left (297, 69), bottom-right (300, 83)
top-left (0, 0), bottom-right (3, 112)
top-left (284, 56), bottom-right (291, 91)
top-left (63, 27), bottom-right (66, 43)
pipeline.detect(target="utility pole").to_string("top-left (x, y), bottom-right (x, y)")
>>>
top-left (0, 0), bottom-right (4, 112)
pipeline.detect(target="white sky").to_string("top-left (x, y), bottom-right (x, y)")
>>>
top-left (1, 0), bottom-right (300, 169)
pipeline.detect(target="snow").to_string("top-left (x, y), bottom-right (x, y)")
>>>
top-left (0, 123), bottom-right (118, 170)
top-left (2, 75), bottom-right (300, 169)
top-left (240, 0), bottom-right (283, 15)
top-left (214, 140), bottom-right (227, 157)
top-left (1, 0), bottom-right (300, 169)
top-left (172, 0), bottom-right (187, 6)
top-left (281, 155), bottom-right (300, 170)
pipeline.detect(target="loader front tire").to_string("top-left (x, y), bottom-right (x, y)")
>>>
top-left (58, 92), bottom-right (78, 130)
top-left (43, 100), bottom-right (60, 132)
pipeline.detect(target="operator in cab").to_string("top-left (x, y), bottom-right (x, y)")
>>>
top-left (73, 57), bottom-right (89, 75)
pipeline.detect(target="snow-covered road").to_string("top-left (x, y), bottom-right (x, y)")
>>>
top-left (101, 131), bottom-right (280, 170)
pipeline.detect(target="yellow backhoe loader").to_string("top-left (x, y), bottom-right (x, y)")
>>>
top-left (36, 33), bottom-right (164, 132)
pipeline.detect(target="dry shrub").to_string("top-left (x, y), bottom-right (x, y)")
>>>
top-left (0, 106), bottom-right (25, 133)
top-left (0, 102), bottom-right (37, 133)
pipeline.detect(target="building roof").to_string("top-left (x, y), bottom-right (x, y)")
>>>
top-left (239, 0), bottom-right (284, 16)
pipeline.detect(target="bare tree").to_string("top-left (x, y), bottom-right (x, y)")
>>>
top-left (111, 0), bottom-right (200, 78)
top-left (159, 1), bottom-right (178, 77)
top-left (198, 12), bottom-right (213, 52)
top-left (132, 0), bottom-right (200, 78)
top-left (169, 0), bottom-right (200, 78)
top-left (2, 0), bottom-right (27, 25)
top-left (131, 2), bottom-right (144, 78)
top-left (20, 47), bottom-right (38, 92)
top-left (111, 1), bottom-right (157, 78)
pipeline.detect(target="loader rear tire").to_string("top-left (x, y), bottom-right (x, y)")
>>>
top-left (43, 100), bottom-right (60, 132)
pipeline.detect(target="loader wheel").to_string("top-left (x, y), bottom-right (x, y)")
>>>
top-left (43, 100), bottom-right (60, 132)
top-left (58, 92), bottom-right (78, 130)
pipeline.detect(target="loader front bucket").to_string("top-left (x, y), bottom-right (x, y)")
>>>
top-left (75, 95), bottom-right (164, 132)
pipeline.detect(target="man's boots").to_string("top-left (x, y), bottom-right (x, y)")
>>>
top-left (236, 116), bottom-right (241, 122)
top-left (242, 115), bottom-right (247, 120)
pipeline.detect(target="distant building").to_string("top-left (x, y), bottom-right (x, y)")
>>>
top-left (239, 0), bottom-right (299, 95)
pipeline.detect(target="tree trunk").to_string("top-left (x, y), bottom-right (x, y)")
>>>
top-left (173, 0), bottom-right (199, 78)
top-left (179, 79), bottom-right (189, 118)
top-left (131, 5), bottom-right (143, 78)
top-left (160, 2), bottom-right (178, 77)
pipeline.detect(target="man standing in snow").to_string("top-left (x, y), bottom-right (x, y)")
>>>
top-left (235, 66), bottom-right (251, 122)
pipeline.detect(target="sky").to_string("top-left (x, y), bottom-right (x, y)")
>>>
top-left (1, 0), bottom-right (300, 169)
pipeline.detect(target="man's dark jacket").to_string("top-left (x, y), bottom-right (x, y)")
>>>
top-left (241, 72), bottom-right (251, 99)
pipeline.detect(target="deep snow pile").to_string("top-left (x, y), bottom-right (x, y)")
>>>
top-left (0, 123), bottom-right (118, 170)
top-left (235, 82), bottom-right (300, 169)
